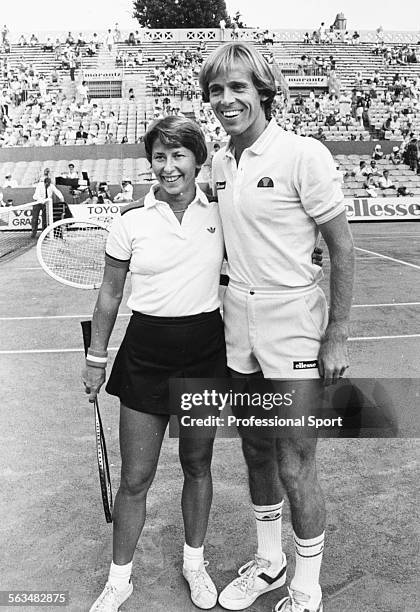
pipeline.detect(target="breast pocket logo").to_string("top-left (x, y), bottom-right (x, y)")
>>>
top-left (257, 177), bottom-right (274, 188)
top-left (216, 181), bottom-right (226, 190)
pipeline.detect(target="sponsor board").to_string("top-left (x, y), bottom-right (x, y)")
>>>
top-left (0, 204), bottom-right (122, 231)
top-left (286, 75), bottom-right (327, 86)
top-left (0, 205), bottom-right (41, 231)
top-left (2, 197), bottom-right (419, 231)
top-left (68, 203), bottom-right (122, 225)
top-left (345, 197), bottom-right (420, 221)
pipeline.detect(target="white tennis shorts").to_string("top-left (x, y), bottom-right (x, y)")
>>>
top-left (223, 280), bottom-right (328, 378)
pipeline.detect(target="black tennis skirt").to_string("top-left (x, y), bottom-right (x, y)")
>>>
top-left (106, 309), bottom-right (227, 414)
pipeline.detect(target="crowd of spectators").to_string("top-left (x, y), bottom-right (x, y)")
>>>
top-left (372, 42), bottom-right (419, 66)
top-left (303, 27), bottom-right (361, 45)
top-left (0, 93), bottom-right (139, 147)
top-left (150, 45), bottom-right (206, 100)
top-left (297, 53), bottom-right (337, 76)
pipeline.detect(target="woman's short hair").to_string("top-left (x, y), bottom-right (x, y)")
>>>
top-left (144, 116), bottom-right (208, 170)
top-left (199, 42), bottom-right (277, 120)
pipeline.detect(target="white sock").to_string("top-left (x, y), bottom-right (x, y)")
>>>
top-left (108, 561), bottom-right (133, 591)
top-left (290, 531), bottom-right (324, 607)
top-left (183, 543), bottom-right (204, 571)
top-left (253, 501), bottom-right (285, 572)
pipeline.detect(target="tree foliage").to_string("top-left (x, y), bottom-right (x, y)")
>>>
top-left (133, 0), bottom-right (231, 29)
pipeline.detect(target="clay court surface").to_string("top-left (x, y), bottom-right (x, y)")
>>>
top-left (0, 221), bottom-right (419, 612)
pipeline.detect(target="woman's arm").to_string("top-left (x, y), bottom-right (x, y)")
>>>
top-left (82, 262), bottom-right (128, 402)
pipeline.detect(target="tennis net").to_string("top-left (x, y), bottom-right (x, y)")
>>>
top-left (0, 202), bottom-right (49, 261)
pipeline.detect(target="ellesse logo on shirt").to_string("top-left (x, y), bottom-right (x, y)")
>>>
top-left (257, 177), bottom-right (274, 188)
top-left (216, 181), bottom-right (226, 190)
top-left (293, 360), bottom-right (318, 370)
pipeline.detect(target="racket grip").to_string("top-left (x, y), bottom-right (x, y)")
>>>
top-left (81, 320), bottom-right (92, 356)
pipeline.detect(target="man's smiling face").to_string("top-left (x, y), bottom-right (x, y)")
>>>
top-left (208, 64), bottom-right (267, 146)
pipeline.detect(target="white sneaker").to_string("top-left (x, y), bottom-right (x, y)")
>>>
top-left (218, 554), bottom-right (287, 610)
top-left (89, 580), bottom-right (133, 611)
top-left (183, 560), bottom-right (218, 609)
top-left (274, 588), bottom-right (323, 612)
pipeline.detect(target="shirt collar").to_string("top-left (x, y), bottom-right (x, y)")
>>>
top-left (144, 183), bottom-right (210, 209)
top-left (224, 118), bottom-right (280, 159)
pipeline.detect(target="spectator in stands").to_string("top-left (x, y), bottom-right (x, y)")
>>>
top-left (18, 34), bottom-right (28, 46)
top-left (406, 136), bottom-right (419, 173)
top-left (29, 34), bottom-right (39, 45)
top-left (77, 80), bottom-right (89, 104)
top-left (362, 107), bottom-right (371, 130)
top-left (97, 181), bottom-right (112, 201)
top-left (127, 32), bottom-right (136, 46)
top-left (113, 23), bottom-right (122, 43)
top-left (0, 191), bottom-right (5, 206)
top-left (372, 144), bottom-right (384, 161)
top-left (43, 38), bottom-right (54, 52)
top-left (389, 146), bottom-right (401, 164)
top-left (67, 163), bottom-right (78, 179)
top-left (75, 124), bottom-right (88, 143)
top-left (377, 170), bottom-right (396, 191)
top-left (352, 31), bottom-right (360, 45)
top-left (65, 32), bottom-right (75, 46)
top-left (104, 132), bottom-right (116, 144)
top-left (313, 127), bottom-right (326, 141)
top-left (106, 29), bottom-right (114, 52)
top-left (397, 186), bottom-right (414, 197)
top-left (1, 25), bottom-right (8, 44)
top-left (113, 180), bottom-right (134, 203)
top-left (76, 33), bottom-right (86, 49)
top-left (219, 18), bottom-right (226, 41)
top-left (368, 160), bottom-right (381, 178)
top-left (364, 174), bottom-right (378, 197)
top-left (318, 22), bottom-right (326, 43)
top-left (3, 174), bottom-right (17, 188)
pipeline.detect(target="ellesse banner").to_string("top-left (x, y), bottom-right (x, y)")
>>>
top-left (344, 197), bottom-right (420, 221)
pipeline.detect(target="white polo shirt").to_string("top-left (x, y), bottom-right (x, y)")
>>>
top-left (212, 120), bottom-right (345, 288)
top-left (105, 184), bottom-right (224, 316)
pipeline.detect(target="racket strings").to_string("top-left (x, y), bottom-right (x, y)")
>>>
top-left (39, 223), bottom-right (108, 287)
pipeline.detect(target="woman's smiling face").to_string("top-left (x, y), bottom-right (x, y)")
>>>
top-left (151, 139), bottom-right (199, 202)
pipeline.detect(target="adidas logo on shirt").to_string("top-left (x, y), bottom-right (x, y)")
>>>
top-left (207, 227), bottom-right (216, 233)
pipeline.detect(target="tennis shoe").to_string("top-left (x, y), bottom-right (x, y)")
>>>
top-left (88, 580), bottom-right (133, 611)
top-left (273, 588), bottom-right (323, 612)
top-left (183, 560), bottom-right (218, 609)
top-left (218, 553), bottom-right (287, 610)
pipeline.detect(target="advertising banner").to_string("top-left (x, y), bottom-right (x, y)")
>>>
top-left (344, 197), bottom-right (420, 221)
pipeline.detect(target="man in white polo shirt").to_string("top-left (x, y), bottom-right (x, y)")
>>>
top-left (200, 43), bottom-right (354, 612)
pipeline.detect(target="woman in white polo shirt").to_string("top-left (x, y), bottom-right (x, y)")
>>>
top-left (83, 116), bottom-right (225, 612)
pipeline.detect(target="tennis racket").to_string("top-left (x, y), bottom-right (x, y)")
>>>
top-left (81, 319), bottom-right (113, 524)
top-left (36, 219), bottom-right (109, 289)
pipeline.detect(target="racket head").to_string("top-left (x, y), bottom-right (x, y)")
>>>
top-left (94, 398), bottom-right (113, 523)
top-left (37, 219), bottom-right (109, 289)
